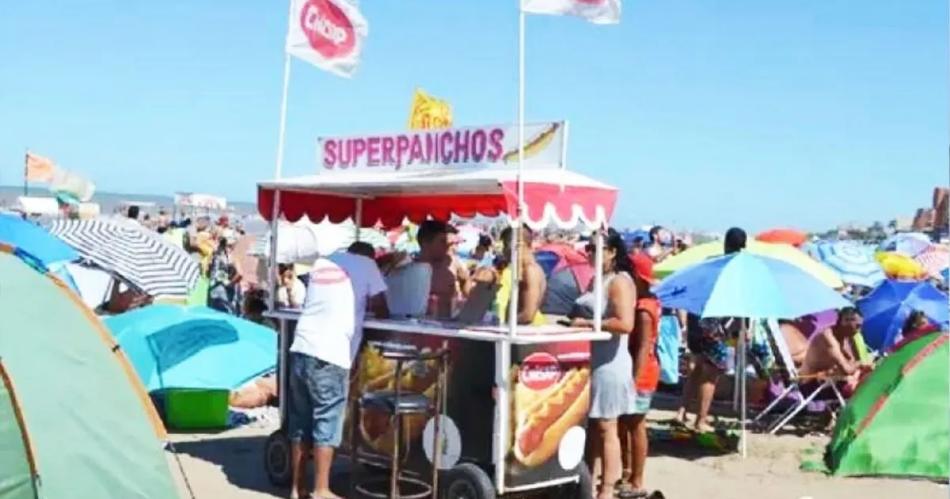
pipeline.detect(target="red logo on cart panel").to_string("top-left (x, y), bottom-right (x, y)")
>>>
top-left (520, 352), bottom-right (562, 390)
top-left (300, 0), bottom-right (356, 59)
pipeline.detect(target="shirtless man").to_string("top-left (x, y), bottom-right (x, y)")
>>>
top-left (800, 307), bottom-right (869, 390)
top-left (417, 220), bottom-right (465, 318)
top-left (479, 225), bottom-right (546, 325)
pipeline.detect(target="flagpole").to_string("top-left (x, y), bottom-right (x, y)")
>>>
top-left (274, 53), bottom-right (292, 180)
top-left (23, 149), bottom-right (28, 196)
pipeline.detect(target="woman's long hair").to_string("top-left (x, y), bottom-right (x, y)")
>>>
top-left (604, 228), bottom-right (634, 278)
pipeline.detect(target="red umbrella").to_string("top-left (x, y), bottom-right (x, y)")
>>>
top-left (756, 228), bottom-right (808, 247)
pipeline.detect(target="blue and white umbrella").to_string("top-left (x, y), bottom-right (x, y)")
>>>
top-left (879, 232), bottom-right (932, 257)
top-left (814, 241), bottom-right (885, 288)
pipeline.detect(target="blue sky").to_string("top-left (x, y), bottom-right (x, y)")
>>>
top-left (0, 1), bottom-right (946, 231)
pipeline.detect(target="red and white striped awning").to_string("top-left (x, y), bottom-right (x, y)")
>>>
top-left (258, 168), bottom-right (618, 229)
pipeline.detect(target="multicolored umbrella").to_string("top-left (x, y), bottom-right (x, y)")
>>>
top-left (813, 241), bottom-right (885, 288)
top-left (879, 232), bottom-right (932, 257)
top-left (914, 244), bottom-right (949, 280)
top-left (655, 240), bottom-right (844, 288)
top-left (0, 214), bottom-right (77, 267)
top-left (756, 228), bottom-right (808, 247)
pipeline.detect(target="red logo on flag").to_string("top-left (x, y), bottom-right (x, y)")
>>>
top-left (520, 352), bottom-right (563, 391)
top-left (300, 0), bottom-right (356, 59)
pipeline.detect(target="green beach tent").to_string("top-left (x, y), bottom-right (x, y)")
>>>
top-left (0, 248), bottom-right (178, 498)
top-left (826, 332), bottom-right (949, 479)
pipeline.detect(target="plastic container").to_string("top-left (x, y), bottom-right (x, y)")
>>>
top-left (163, 389), bottom-right (230, 430)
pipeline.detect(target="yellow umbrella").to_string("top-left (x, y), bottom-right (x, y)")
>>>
top-left (875, 251), bottom-right (926, 280)
top-left (655, 240), bottom-right (844, 288)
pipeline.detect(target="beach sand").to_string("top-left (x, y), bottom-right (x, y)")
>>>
top-left (167, 410), bottom-right (946, 499)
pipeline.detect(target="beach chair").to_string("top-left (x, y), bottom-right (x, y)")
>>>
top-left (752, 319), bottom-right (846, 434)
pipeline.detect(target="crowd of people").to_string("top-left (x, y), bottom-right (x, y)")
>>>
top-left (117, 207), bottom-right (944, 499)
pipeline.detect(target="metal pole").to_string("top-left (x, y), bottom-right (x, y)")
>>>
top-left (274, 0), bottom-right (295, 180)
top-left (354, 198), bottom-right (363, 241)
top-left (740, 319), bottom-right (749, 458)
top-left (560, 121), bottom-right (569, 170)
top-left (493, 341), bottom-right (510, 496)
top-left (593, 228), bottom-right (604, 333)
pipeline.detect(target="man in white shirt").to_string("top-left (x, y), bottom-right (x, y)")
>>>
top-left (288, 242), bottom-right (388, 499)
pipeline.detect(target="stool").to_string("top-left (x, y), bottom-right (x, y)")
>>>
top-left (350, 348), bottom-right (449, 499)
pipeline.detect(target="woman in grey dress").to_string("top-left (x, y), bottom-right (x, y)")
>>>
top-left (571, 229), bottom-right (637, 499)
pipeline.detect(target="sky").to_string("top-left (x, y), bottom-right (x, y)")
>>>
top-left (0, 1), bottom-right (946, 232)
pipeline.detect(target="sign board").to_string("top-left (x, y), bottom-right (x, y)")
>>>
top-left (318, 122), bottom-right (564, 173)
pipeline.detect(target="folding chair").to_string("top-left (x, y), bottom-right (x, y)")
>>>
top-left (752, 319), bottom-right (846, 434)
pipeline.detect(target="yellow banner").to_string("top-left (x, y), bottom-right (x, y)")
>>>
top-left (408, 88), bottom-right (452, 130)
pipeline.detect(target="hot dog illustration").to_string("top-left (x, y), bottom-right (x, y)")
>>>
top-left (502, 122), bottom-right (560, 163)
top-left (511, 366), bottom-right (590, 468)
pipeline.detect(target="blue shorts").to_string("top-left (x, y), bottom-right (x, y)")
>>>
top-left (288, 353), bottom-right (349, 447)
top-left (632, 390), bottom-right (654, 415)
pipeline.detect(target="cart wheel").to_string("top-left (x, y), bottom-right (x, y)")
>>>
top-left (555, 464), bottom-right (593, 499)
top-left (441, 463), bottom-right (495, 499)
top-left (264, 429), bottom-right (292, 487)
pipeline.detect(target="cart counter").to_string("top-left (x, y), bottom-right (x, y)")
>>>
top-left (267, 310), bottom-right (609, 496)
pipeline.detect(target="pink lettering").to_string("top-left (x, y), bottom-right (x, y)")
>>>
top-left (352, 138), bottom-right (367, 167)
top-left (323, 140), bottom-right (337, 169)
top-left (381, 137), bottom-right (395, 166)
top-left (471, 130), bottom-right (487, 163)
top-left (453, 130), bottom-right (470, 164)
top-left (395, 136), bottom-right (411, 169)
top-left (408, 135), bottom-right (424, 165)
top-left (366, 137), bottom-right (381, 167)
top-left (439, 132), bottom-right (453, 164)
top-left (487, 129), bottom-right (504, 162)
top-left (337, 140), bottom-right (351, 169)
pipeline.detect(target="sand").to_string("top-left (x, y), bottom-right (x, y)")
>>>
top-left (166, 411), bottom-right (946, 499)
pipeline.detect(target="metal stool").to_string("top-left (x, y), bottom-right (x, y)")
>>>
top-left (350, 348), bottom-right (448, 499)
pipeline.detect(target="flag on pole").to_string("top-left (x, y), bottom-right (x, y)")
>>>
top-left (521, 0), bottom-right (621, 24)
top-left (25, 152), bottom-right (56, 182)
top-left (286, 0), bottom-right (369, 78)
top-left (408, 88), bottom-right (453, 130)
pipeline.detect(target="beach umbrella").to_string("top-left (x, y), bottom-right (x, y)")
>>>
top-left (655, 240), bottom-right (844, 288)
top-left (879, 232), bottom-right (931, 257)
top-left (826, 333), bottom-right (948, 479)
top-left (756, 228), bottom-right (808, 247)
top-left (914, 244), bottom-right (949, 280)
top-left (813, 241), bottom-right (885, 288)
top-left (105, 304), bottom-right (277, 392)
top-left (0, 249), bottom-right (176, 499)
top-left (0, 213), bottom-right (77, 267)
top-left (620, 228), bottom-right (651, 248)
top-left (49, 218), bottom-right (200, 297)
top-left (654, 251), bottom-right (850, 457)
top-left (857, 280), bottom-right (949, 352)
top-left (876, 251), bottom-right (926, 280)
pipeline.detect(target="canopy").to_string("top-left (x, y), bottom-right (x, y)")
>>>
top-left (0, 249), bottom-right (176, 498)
top-left (876, 251), bottom-right (926, 280)
top-left (258, 168), bottom-right (617, 229)
top-left (826, 333), bottom-right (949, 479)
top-left (0, 214), bottom-right (77, 267)
top-left (879, 232), bottom-right (932, 257)
top-left (654, 252), bottom-right (850, 319)
top-left (105, 304), bottom-right (277, 392)
top-left (655, 240), bottom-right (844, 289)
top-left (755, 228), bottom-right (808, 247)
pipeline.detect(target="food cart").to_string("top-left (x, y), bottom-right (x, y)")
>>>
top-left (260, 122), bottom-right (618, 498)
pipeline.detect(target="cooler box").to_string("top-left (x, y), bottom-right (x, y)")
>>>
top-left (163, 389), bottom-right (229, 430)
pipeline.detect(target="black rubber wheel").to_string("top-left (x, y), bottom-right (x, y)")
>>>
top-left (441, 463), bottom-right (495, 499)
top-left (264, 429), bottom-right (292, 487)
top-left (556, 464), bottom-right (593, 499)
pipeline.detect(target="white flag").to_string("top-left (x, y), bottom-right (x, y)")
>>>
top-left (521, 0), bottom-right (621, 24)
top-left (286, 0), bottom-right (369, 78)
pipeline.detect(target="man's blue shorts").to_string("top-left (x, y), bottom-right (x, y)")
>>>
top-left (288, 353), bottom-right (349, 447)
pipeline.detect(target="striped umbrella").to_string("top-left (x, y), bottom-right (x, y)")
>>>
top-left (915, 244), bottom-right (950, 280)
top-left (49, 219), bottom-right (200, 297)
top-left (879, 232), bottom-right (932, 257)
top-left (814, 241), bottom-right (885, 288)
